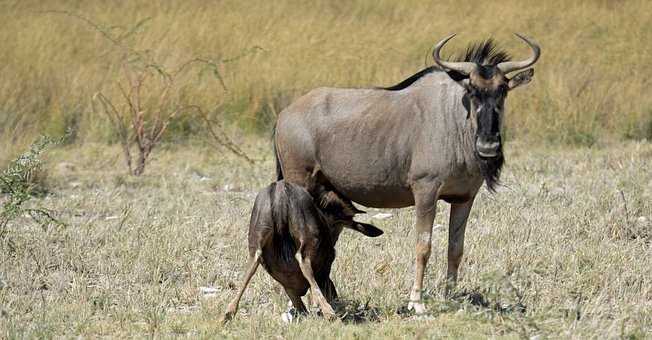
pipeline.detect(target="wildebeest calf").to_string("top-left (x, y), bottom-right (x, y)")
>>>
top-left (221, 180), bottom-right (382, 323)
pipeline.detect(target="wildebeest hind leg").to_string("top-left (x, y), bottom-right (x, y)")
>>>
top-left (295, 252), bottom-right (337, 320)
top-left (309, 278), bottom-right (337, 309)
top-left (221, 250), bottom-right (262, 324)
top-left (446, 198), bottom-right (475, 294)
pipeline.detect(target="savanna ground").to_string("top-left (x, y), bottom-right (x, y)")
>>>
top-left (1, 141), bottom-right (651, 338)
top-left (1, 0), bottom-right (652, 338)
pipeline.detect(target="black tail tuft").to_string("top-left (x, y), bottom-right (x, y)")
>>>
top-left (272, 124), bottom-right (283, 180)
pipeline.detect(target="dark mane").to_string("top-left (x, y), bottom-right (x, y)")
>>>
top-left (380, 39), bottom-right (512, 91)
top-left (457, 39), bottom-right (511, 66)
top-left (379, 66), bottom-right (437, 91)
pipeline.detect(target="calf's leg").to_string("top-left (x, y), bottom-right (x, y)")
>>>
top-left (308, 278), bottom-right (337, 310)
top-left (221, 250), bottom-right (262, 324)
top-left (281, 288), bottom-right (308, 322)
top-left (295, 251), bottom-right (337, 320)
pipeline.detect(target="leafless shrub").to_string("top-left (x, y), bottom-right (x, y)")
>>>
top-left (50, 10), bottom-right (259, 175)
top-left (92, 60), bottom-right (181, 176)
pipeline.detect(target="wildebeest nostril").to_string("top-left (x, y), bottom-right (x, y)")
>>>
top-left (477, 140), bottom-right (500, 149)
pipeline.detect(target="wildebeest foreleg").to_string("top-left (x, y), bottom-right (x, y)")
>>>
top-left (446, 199), bottom-right (475, 293)
top-left (295, 252), bottom-right (337, 320)
top-left (221, 250), bottom-right (262, 324)
top-left (284, 288), bottom-right (308, 314)
top-left (408, 186), bottom-right (439, 314)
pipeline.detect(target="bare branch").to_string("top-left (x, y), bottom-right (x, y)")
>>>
top-left (188, 105), bottom-right (255, 164)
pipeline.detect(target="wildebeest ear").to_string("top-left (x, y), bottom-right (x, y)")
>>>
top-left (508, 68), bottom-right (534, 90)
top-left (346, 222), bottom-right (384, 237)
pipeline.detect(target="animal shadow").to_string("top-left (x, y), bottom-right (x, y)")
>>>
top-left (394, 289), bottom-right (527, 318)
top-left (449, 289), bottom-right (527, 315)
top-left (333, 298), bottom-right (382, 324)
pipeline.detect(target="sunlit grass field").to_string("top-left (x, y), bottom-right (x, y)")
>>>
top-left (0, 141), bottom-right (650, 338)
top-left (1, 1), bottom-right (651, 338)
top-left (1, 0), bottom-right (651, 151)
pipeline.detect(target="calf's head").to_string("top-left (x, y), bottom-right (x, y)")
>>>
top-left (317, 190), bottom-right (384, 240)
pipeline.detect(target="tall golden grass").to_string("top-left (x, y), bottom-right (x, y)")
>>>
top-left (1, 0), bottom-right (651, 148)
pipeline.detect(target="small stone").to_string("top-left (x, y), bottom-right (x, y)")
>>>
top-left (372, 213), bottom-right (393, 220)
top-left (190, 170), bottom-right (211, 182)
top-left (281, 311), bottom-right (293, 323)
top-left (221, 184), bottom-right (243, 192)
top-left (199, 286), bottom-right (219, 298)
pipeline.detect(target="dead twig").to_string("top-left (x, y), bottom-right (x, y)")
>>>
top-left (189, 105), bottom-right (255, 165)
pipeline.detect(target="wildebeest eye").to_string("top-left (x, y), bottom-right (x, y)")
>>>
top-left (467, 87), bottom-right (481, 98)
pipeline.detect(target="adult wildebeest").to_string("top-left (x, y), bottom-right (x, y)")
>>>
top-left (221, 180), bottom-right (382, 324)
top-left (273, 34), bottom-right (540, 313)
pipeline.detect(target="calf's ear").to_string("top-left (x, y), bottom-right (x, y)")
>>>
top-left (346, 222), bottom-right (384, 237)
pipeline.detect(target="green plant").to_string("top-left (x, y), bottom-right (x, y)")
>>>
top-left (0, 136), bottom-right (63, 236)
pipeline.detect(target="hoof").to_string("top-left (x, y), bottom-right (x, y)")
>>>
top-left (220, 310), bottom-right (235, 325)
top-left (322, 309), bottom-right (338, 321)
top-left (281, 307), bottom-right (300, 324)
top-left (407, 301), bottom-right (427, 315)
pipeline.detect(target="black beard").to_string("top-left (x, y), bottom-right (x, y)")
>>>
top-left (475, 148), bottom-right (504, 193)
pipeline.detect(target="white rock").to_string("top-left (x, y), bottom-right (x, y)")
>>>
top-left (281, 311), bottom-right (294, 323)
top-left (372, 213), bottom-right (393, 220)
top-left (199, 286), bottom-right (219, 298)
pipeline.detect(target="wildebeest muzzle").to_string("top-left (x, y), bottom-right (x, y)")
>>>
top-left (476, 134), bottom-right (501, 158)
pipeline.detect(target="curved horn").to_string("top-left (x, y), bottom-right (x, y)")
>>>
top-left (432, 34), bottom-right (477, 75)
top-left (497, 33), bottom-right (541, 74)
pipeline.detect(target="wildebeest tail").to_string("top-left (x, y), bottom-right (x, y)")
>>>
top-left (272, 124), bottom-right (283, 181)
top-left (269, 182), bottom-right (295, 263)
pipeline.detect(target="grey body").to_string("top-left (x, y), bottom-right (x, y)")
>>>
top-left (276, 71), bottom-right (482, 208)
top-left (274, 34), bottom-right (540, 314)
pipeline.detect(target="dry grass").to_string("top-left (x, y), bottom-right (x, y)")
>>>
top-left (0, 140), bottom-right (650, 338)
top-left (1, 0), bottom-right (652, 150)
top-left (1, 1), bottom-right (651, 337)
